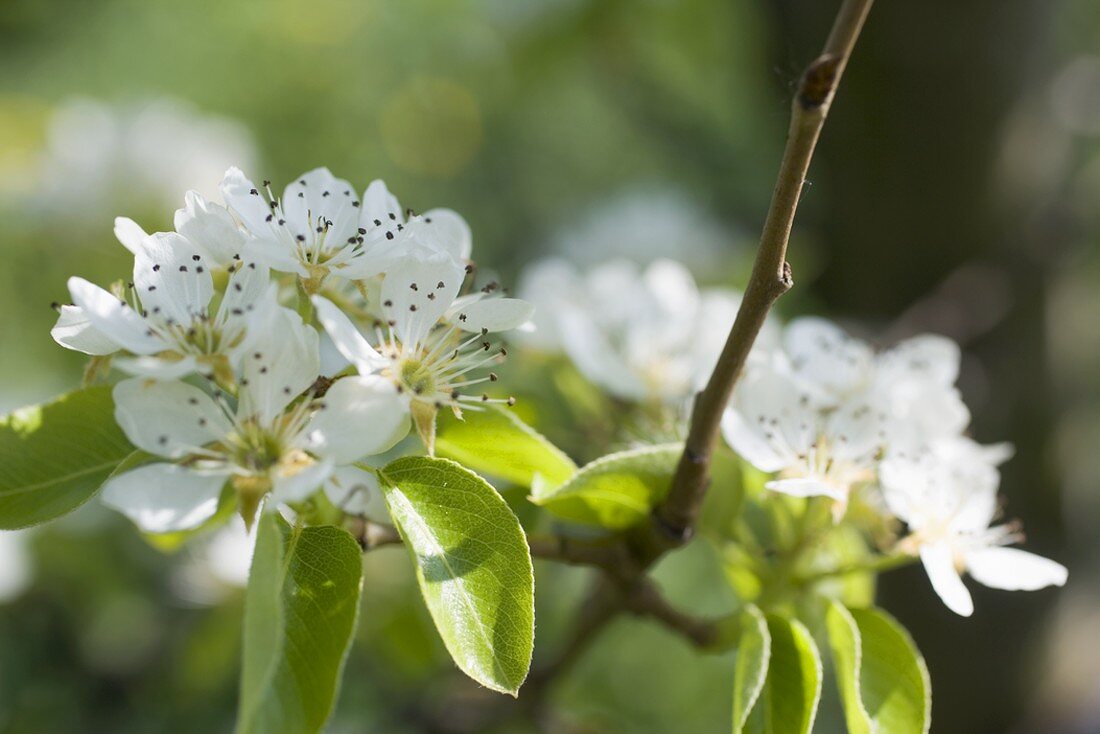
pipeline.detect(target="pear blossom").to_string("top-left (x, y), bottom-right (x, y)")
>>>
top-left (518, 257), bottom-right (764, 404)
top-left (721, 365), bottom-right (883, 505)
top-left (51, 232), bottom-right (270, 381)
top-left (722, 317), bottom-right (972, 510)
top-left (312, 250), bottom-right (533, 451)
top-left (880, 438), bottom-right (1067, 616)
top-left (100, 307), bottom-right (409, 533)
top-left (220, 168), bottom-right (471, 292)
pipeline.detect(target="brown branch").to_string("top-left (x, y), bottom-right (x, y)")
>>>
top-left (648, 0), bottom-right (877, 553)
top-left (527, 533), bottom-right (635, 572)
top-left (525, 578), bottom-right (624, 698)
top-left (621, 577), bottom-right (720, 649)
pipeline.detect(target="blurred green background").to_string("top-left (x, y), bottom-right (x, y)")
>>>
top-left (1, 0), bottom-right (1098, 732)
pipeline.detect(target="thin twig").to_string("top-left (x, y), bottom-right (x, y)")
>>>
top-left (527, 533), bottom-right (634, 571)
top-left (622, 577), bottom-right (721, 649)
top-left (524, 577), bottom-right (623, 699)
top-left (649, 0), bottom-right (877, 553)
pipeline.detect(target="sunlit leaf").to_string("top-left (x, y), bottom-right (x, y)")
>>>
top-left (742, 615), bottom-right (822, 734)
top-left (529, 443), bottom-right (682, 529)
top-left (731, 604), bottom-right (770, 732)
top-left (236, 513), bottom-right (364, 734)
top-left (0, 387), bottom-right (134, 529)
top-left (435, 405), bottom-right (576, 489)
top-left (379, 456), bottom-right (535, 695)
top-left (825, 601), bottom-right (931, 734)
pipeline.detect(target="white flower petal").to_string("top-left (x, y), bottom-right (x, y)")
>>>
top-left (720, 409), bottom-right (790, 474)
top-left (281, 168), bottom-right (359, 246)
top-left (101, 463), bottom-right (227, 533)
top-left (920, 542), bottom-right (974, 616)
top-left (271, 458), bottom-right (335, 505)
top-left (723, 368), bottom-right (816, 472)
top-left (242, 237), bottom-right (307, 277)
top-left (965, 546), bottom-right (1068, 591)
top-left (133, 232), bottom-right (214, 325)
top-left (644, 259), bottom-right (701, 319)
top-left (0, 530), bottom-right (32, 602)
top-left (452, 298), bottom-right (535, 334)
top-left (319, 331), bottom-right (351, 377)
top-left (515, 257), bottom-right (580, 351)
top-left (113, 378), bottom-right (231, 458)
top-left (359, 179), bottom-right (403, 241)
top-left (238, 306), bottom-right (320, 424)
top-left (557, 305), bottom-right (646, 400)
top-left (114, 355), bottom-right (200, 380)
top-left (324, 466), bottom-right (389, 521)
top-left (878, 334), bottom-right (961, 387)
top-left (51, 305), bottom-right (118, 356)
top-left (305, 376), bottom-right (410, 463)
top-left (381, 252), bottom-right (465, 348)
top-left (68, 277), bottom-right (160, 355)
top-left (419, 208), bottom-right (472, 260)
top-left (783, 317), bottom-right (874, 400)
top-left (174, 190), bottom-right (246, 266)
top-left (217, 258), bottom-right (270, 328)
top-left (311, 296), bottom-right (387, 373)
top-left (114, 217), bottom-right (148, 255)
top-left (220, 166), bottom-right (274, 234)
top-left (765, 477), bottom-right (847, 501)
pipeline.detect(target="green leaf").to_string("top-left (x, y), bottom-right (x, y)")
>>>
top-left (435, 406), bottom-right (576, 489)
top-left (378, 456), bottom-right (535, 695)
top-left (0, 387), bottom-right (135, 529)
top-left (236, 514), bottom-right (364, 734)
top-left (743, 615), bottom-right (823, 734)
top-left (825, 601), bottom-right (931, 734)
top-left (529, 443), bottom-right (681, 529)
top-left (731, 604), bottom-right (770, 732)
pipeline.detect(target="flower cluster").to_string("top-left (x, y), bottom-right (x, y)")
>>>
top-left (723, 317), bottom-right (1067, 615)
top-left (51, 168), bottom-right (532, 533)
top-left (517, 253), bottom-right (1065, 617)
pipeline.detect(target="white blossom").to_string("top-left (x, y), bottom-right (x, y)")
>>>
top-left (722, 364), bottom-right (882, 505)
top-left (881, 438), bottom-right (1067, 616)
top-left (518, 257), bottom-right (762, 404)
top-left (722, 317), bottom-right (971, 509)
top-left (313, 250), bottom-right (533, 451)
top-left (52, 232), bottom-right (270, 381)
top-left (99, 307), bottom-right (408, 533)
